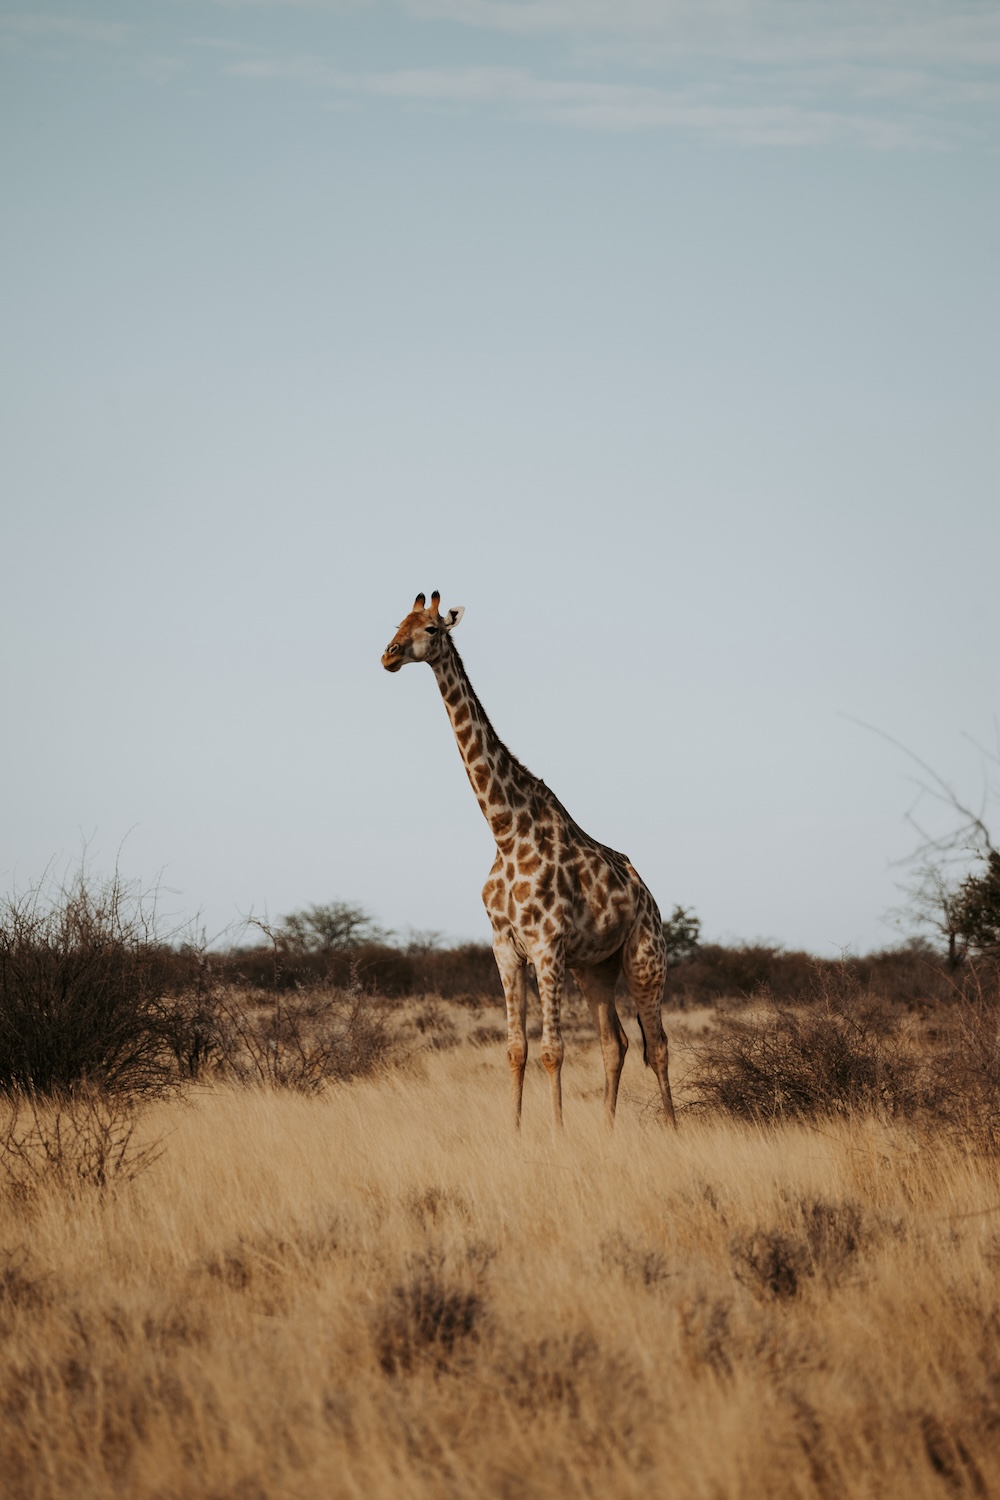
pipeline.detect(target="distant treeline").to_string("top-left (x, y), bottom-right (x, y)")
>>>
top-left (0, 875), bottom-right (988, 1103)
top-left (197, 935), bottom-right (955, 1009)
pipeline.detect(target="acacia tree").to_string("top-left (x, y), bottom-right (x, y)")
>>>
top-left (663, 905), bottom-right (701, 966)
top-left (880, 728), bottom-right (999, 967)
top-left (278, 902), bottom-right (388, 954)
top-left (951, 851), bottom-right (1000, 959)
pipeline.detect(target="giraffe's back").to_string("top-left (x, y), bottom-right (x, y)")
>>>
top-left (482, 797), bottom-right (656, 968)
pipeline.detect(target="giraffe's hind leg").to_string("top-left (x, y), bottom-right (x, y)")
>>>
top-left (572, 951), bottom-right (628, 1127)
top-left (622, 907), bottom-right (677, 1128)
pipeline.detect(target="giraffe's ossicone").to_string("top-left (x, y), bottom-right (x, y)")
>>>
top-left (382, 590), bottom-right (676, 1130)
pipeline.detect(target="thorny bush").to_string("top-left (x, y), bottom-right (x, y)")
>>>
top-left (688, 969), bottom-right (924, 1122)
top-left (211, 988), bottom-right (397, 1091)
top-left (0, 872), bottom-right (196, 1097)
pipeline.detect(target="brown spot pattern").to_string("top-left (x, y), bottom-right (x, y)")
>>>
top-left (383, 605), bottom-right (672, 1125)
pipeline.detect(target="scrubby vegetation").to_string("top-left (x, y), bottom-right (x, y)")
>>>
top-left (0, 880), bottom-right (407, 1100)
top-left (685, 956), bottom-right (1000, 1152)
top-left (2, 874), bottom-right (1000, 1497)
top-left (3, 1065), bottom-right (1000, 1499)
top-left (0, 872), bottom-right (192, 1097)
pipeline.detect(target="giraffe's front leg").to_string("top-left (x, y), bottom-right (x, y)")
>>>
top-left (535, 948), bottom-right (566, 1130)
top-left (493, 933), bottom-right (528, 1131)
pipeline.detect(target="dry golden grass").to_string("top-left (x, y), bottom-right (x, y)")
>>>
top-left (2, 1021), bottom-right (999, 1499)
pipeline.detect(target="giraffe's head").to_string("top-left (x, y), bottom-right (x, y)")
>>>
top-left (381, 591), bottom-right (465, 673)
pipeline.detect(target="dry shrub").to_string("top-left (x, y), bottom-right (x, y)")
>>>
top-left (412, 943), bottom-right (501, 1003)
top-left (926, 962), bottom-right (1000, 1150)
top-left (213, 988), bottom-right (396, 1090)
top-left (733, 1198), bottom-right (866, 1300)
top-left (405, 1186), bottom-right (472, 1229)
top-left (218, 940), bottom-right (416, 996)
top-left (689, 971), bottom-right (922, 1122)
top-left (159, 986), bottom-right (220, 1079)
top-left (499, 1330), bottom-right (603, 1416)
top-left (0, 1089), bottom-right (163, 1202)
top-left (920, 1413), bottom-right (989, 1497)
top-left (601, 1231), bottom-right (672, 1290)
top-left (217, 940), bottom-right (502, 1002)
top-left (405, 1000), bottom-right (460, 1051)
top-left (0, 873), bottom-right (189, 1098)
top-left (665, 941), bottom-right (956, 1011)
top-left (375, 1250), bottom-right (489, 1374)
top-left (494, 1326), bottom-right (651, 1474)
top-left (689, 958), bottom-right (1000, 1146)
top-left (851, 943), bottom-right (954, 1007)
top-left (678, 1294), bottom-right (734, 1376)
top-left (665, 943), bottom-right (816, 1008)
top-left (469, 1022), bottom-right (504, 1047)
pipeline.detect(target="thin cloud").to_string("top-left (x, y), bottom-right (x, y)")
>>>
top-left (8, 3), bottom-right (995, 149)
top-left (208, 0), bottom-right (1000, 70)
top-left (213, 0), bottom-right (998, 147)
top-left (226, 55), bottom-right (344, 84)
top-left (359, 64), bottom-right (927, 146)
top-left (224, 54), bottom-right (934, 147)
top-left (186, 37), bottom-right (273, 53)
top-left (0, 14), bottom-right (132, 47)
top-left (403, 0), bottom-right (1000, 66)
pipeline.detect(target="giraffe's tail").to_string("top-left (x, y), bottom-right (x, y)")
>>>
top-left (635, 1010), bottom-right (650, 1068)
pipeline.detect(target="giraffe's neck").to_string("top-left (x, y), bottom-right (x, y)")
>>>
top-left (432, 640), bottom-right (537, 849)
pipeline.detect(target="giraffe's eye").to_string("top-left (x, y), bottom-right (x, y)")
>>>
top-left (425, 626), bottom-right (438, 635)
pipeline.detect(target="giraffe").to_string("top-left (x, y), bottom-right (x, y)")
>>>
top-left (381, 591), bottom-right (677, 1131)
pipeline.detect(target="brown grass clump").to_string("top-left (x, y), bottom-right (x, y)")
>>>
top-left (1, 1033), bottom-right (1000, 1499)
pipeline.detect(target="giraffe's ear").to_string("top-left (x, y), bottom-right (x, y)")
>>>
top-left (444, 606), bottom-right (465, 630)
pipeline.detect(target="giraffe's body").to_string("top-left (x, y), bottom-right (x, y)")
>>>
top-left (382, 592), bottom-right (676, 1129)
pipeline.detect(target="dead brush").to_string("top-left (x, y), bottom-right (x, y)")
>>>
top-left (925, 960), bottom-right (1000, 1151)
top-left (0, 1088), bottom-right (164, 1202)
top-left (213, 986), bottom-right (396, 1090)
top-left (600, 1231), bottom-right (672, 1290)
top-left (733, 1197), bottom-right (868, 1300)
top-left (0, 871), bottom-right (187, 1098)
top-left (374, 1249), bottom-right (489, 1375)
top-left (406, 999), bottom-right (461, 1052)
top-left (688, 968), bottom-right (924, 1122)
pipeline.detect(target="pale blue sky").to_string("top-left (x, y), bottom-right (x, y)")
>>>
top-left (2, 1), bottom-right (998, 954)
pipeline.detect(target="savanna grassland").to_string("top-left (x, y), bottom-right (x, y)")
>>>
top-left (3, 982), bottom-right (1000, 1500)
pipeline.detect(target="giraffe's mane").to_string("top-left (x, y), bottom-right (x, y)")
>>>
top-left (444, 635), bottom-right (544, 794)
top-left (443, 633), bottom-right (617, 855)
